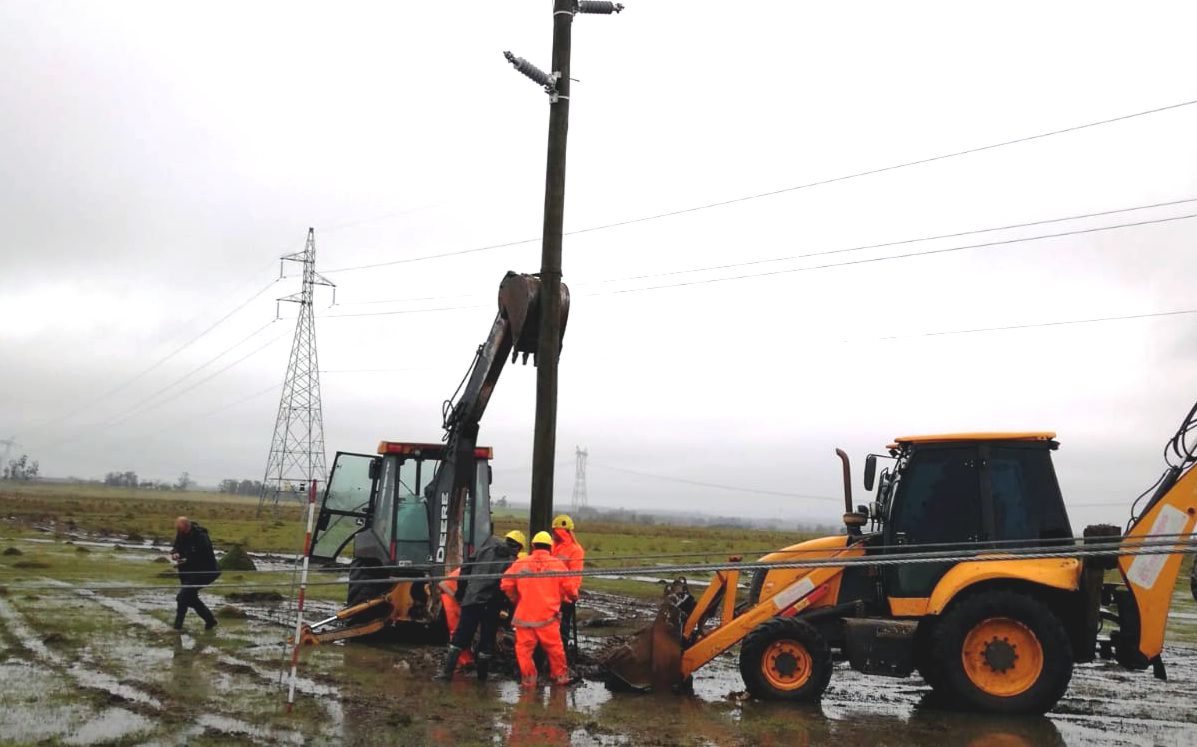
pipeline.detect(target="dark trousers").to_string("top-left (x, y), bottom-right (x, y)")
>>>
top-left (451, 599), bottom-right (501, 656)
top-left (559, 601), bottom-right (576, 647)
top-left (176, 586), bottom-right (215, 627)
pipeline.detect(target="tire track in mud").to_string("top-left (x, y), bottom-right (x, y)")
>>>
top-left (5, 581), bottom-right (328, 744)
top-left (0, 595), bottom-right (308, 745)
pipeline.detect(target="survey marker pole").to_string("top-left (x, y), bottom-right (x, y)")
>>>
top-left (286, 479), bottom-right (319, 712)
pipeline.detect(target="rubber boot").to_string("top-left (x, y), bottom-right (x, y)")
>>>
top-left (433, 645), bottom-right (463, 681)
top-left (475, 653), bottom-right (491, 682)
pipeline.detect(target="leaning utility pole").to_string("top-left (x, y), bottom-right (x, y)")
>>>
top-left (257, 228), bottom-right (335, 514)
top-left (505, 0), bottom-right (623, 538)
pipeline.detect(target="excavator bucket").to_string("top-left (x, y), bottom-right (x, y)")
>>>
top-left (602, 579), bottom-right (692, 692)
top-left (498, 271), bottom-right (570, 360)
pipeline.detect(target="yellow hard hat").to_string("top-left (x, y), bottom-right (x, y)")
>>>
top-left (504, 530), bottom-right (527, 550)
top-left (531, 531), bottom-right (554, 547)
top-left (552, 514), bottom-right (575, 531)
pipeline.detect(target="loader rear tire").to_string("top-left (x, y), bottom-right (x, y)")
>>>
top-left (933, 590), bottom-right (1072, 714)
top-left (739, 617), bottom-right (832, 703)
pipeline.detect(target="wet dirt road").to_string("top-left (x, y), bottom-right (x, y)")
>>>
top-left (1, 536), bottom-right (1196, 745)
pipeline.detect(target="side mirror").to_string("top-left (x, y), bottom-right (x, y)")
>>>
top-left (488, 465), bottom-right (493, 485)
top-left (863, 454), bottom-right (877, 492)
top-left (368, 458), bottom-right (381, 481)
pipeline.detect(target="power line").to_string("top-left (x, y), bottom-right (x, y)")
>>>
top-left (114, 320), bottom-right (276, 419)
top-left (875, 308), bottom-right (1197, 342)
top-left (323, 303), bottom-right (487, 319)
top-left (23, 278), bottom-right (280, 435)
top-left (598, 212), bottom-right (1197, 296)
top-left (47, 329), bottom-right (288, 448)
top-left (320, 197), bottom-right (1197, 309)
top-left (321, 97), bottom-right (1197, 274)
top-left (582, 196), bottom-right (1197, 288)
top-left (589, 461), bottom-right (840, 502)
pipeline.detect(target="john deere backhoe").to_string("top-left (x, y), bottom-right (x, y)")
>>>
top-left (296, 271), bottom-right (569, 644)
top-left (606, 400), bottom-right (1197, 714)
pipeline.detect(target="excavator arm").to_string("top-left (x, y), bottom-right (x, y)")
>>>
top-left (425, 272), bottom-right (570, 609)
top-left (1114, 399), bottom-right (1197, 669)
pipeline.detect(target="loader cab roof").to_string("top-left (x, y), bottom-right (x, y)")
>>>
top-left (887, 432), bottom-right (1056, 450)
top-left (377, 441), bottom-right (494, 459)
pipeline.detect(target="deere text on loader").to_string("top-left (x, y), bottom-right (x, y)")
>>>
top-left (297, 271), bottom-right (569, 644)
top-left (605, 400), bottom-right (1197, 714)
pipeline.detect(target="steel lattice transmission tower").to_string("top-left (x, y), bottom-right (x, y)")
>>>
top-left (571, 446), bottom-right (589, 513)
top-left (258, 228), bottom-right (335, 513)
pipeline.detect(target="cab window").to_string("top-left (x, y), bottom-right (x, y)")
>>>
top-left (988, 446), bottom-right (1071, 543)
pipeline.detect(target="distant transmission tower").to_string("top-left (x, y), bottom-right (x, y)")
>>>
top-left (571, 446), bottom-right (589, 513)
top-left (258, 228), bottom-right (335, 513)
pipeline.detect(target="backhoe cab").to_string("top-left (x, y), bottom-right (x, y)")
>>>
top-left (606, 409), bottom-right (1197, 714)
top-left (307, 441), bottom-right (495, 622)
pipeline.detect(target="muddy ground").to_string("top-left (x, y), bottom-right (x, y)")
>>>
top-left (1, 533), bottom-right (1196, 746)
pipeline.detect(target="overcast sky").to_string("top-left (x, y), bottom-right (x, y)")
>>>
top-left (3, 1), bottom-right (1196, 526)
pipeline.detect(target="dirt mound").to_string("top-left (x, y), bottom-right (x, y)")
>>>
top-left (216, 605), bottom-right (247, 619)
top-left (2, 547), bottom-right (22, 556)
top-left (76, 546), bottom-right (90, 553)
top-left (219, 545), bottom-right (256, 572)
top-left (227, 591), bottom-right (284, 604)
top-left (13, 561), bottom-right (50, 569)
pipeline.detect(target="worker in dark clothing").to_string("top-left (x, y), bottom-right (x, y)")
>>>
top-left (435, 530), bottom-right (525, 682)
top-left (170, 516), bottom-right (221, 631)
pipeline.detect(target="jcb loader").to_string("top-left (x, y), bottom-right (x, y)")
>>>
top-left (296, 271), bottom-right (568, 644)
top-left (606, 401), bottom-right (1197, 714)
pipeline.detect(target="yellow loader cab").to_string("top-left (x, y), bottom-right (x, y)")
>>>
top-left (605, 418), bottom-right (1197, 714)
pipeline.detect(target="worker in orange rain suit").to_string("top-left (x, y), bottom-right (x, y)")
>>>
top-left (550, 514), bottom-right (584, 657)
top-left (438, 567), bottom-right (474, 670)
top-left (501, 531), bottom-right (579, 687)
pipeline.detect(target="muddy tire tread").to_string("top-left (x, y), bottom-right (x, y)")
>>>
top-left (932, 589), bottom-right (1073, 714)
top-left (739, 616), bottom-right (832, 703)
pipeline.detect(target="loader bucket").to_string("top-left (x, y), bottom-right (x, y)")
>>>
top-left (498, 271), bottom-right (571, 360)
top-left (601, 578), bottom-right (692, 692)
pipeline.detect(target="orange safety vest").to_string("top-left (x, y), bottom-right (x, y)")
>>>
top-left (501, 549), bottom-right (578, 627)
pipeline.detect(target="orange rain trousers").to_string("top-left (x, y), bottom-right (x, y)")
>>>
top-left (515, 623), bottom-right (567, 682)
top-left (440, 570), bottom-right (474, 668)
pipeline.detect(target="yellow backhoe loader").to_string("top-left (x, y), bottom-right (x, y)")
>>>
top-left (605, 400), bottom-right (1197, 714)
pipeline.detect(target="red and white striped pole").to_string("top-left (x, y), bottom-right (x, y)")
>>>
top-left (286, 478), bottom-right (319, 713)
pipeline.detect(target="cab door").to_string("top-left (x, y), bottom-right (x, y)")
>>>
top-left (884, 445), bottom-right (984, 598)
top-left (309, 452), bottom-right (379, 561)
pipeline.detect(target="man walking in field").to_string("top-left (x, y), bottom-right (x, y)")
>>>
top-left (170, 516), bottom-right (220, 631)
top-left (501, 531), bottom-right (578, 688)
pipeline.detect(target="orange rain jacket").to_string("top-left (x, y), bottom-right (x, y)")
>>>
top-left (501, 549), bottom-right (579, 627)
top-left (552, 529), bottom-right (585, 590)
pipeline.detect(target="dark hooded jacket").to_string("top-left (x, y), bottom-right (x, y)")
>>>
top-left (458, 535), bottom-right (516, 607)
top-left (172, 522), bottom-right (221, 587)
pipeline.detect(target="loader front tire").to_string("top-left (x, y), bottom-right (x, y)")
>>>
top-left (739, 617), bottom-right (832, 703)
top-left (934, 590), bottom-right (1072, 714)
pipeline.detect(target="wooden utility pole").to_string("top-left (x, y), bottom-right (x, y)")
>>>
top-left (505, 1), bottom-right (623, 539)
top-left (528, 0), bottom-right (574, 538)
